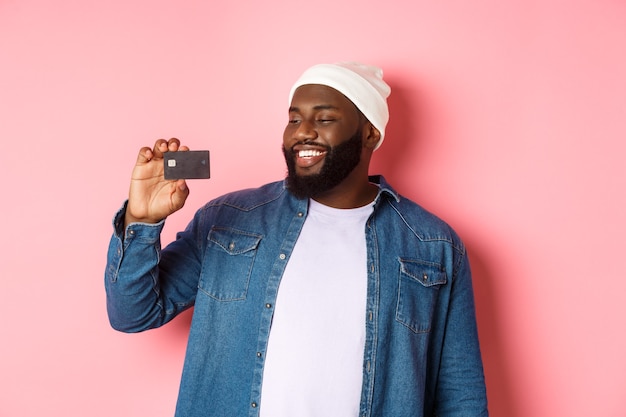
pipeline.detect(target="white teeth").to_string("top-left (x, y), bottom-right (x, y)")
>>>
top-left (298, 150), bottom-right (324, 158)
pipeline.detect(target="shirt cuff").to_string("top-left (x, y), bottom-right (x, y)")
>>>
top-left (112, 200), bottom-right (166, 243)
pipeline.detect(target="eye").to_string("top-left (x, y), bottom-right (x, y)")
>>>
top-left (317, 117), bottom-right (337, 124)
top-left (316, 111), bottom-right (339, 124)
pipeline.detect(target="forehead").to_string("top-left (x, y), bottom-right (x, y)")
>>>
top-left (290, 84), bottom-right (358, 113)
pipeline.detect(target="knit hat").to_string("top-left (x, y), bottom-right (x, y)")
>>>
top-left (289, 62), bottom-right (391, 150)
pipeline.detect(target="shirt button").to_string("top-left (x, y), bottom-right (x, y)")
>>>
top-left (128, 230), bottom-right (135, 235)
top-left (279, 253), bottom-right (286, 260)
top-left (257, 352), bottom-right (262, 358)
top-left (297, 212), bottom-right (304, 217)
top-left (229, 242), bottom-right (235, 250)
top-left (251, 402), bottom-right (258, 408)
top-left (265, 303), bottom-right (272, 309)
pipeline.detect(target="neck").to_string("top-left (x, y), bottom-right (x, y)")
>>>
top-left (312, 177), bottom-right (378, 209)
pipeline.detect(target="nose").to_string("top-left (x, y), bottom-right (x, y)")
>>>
top-left (294, 120), bottom-right (317, 141)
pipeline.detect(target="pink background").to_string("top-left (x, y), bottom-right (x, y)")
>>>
top-left (1, 1), bottom-right (625, 416)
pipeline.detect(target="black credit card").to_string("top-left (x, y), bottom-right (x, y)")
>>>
top-left (163, 151), bottom-right (210, 180)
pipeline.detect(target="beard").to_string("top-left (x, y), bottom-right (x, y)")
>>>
top-left (283, 129), bottom-right (363, 200)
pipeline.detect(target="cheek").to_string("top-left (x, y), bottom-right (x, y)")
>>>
top-left (282, 127), bottom-right (291, 146)
top-left (327, 127), bottom-right (359, 147)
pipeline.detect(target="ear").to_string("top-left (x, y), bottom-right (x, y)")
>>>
top-left (363, 123), bottom-right (382, 150)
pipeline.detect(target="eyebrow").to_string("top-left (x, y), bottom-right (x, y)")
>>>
top-left (288, 104), bottom-right (340, 113)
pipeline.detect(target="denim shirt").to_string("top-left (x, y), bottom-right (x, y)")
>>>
top-left (105, 175), bottom-right (488, 417)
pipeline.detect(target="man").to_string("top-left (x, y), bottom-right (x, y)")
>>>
top-left (105, 62), bottom-right (489, 416)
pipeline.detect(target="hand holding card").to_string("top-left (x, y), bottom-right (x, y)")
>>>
top-left (126, 138), bottom-right (194, 226)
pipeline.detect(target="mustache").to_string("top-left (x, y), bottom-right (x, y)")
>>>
top-left (285, 140), bottom-right (331, 153)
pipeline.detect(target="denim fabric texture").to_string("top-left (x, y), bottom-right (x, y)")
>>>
top-left (105, 175), bottom-right (488, 417)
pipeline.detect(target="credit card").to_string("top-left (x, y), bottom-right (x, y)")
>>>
top-left (163, 150), bottom-right (210, 180)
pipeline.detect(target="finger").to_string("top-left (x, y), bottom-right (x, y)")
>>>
top-left (166, 138), bottom-right (181, 152)
top-left (152, 139), bottom-right (169, 158)
top-left (136, 146), bottom-right (154, 164)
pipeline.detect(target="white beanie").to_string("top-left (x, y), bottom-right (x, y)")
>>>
top-left (289, 62), bottom-right (391, 150)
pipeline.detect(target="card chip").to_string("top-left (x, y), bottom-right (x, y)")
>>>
top-left (167, 159), bottom-right (176, 167)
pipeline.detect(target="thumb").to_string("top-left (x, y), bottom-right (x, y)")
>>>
top-left (171, 180), bottom-right (190, 210)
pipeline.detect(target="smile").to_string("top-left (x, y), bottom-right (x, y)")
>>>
top-left (298, 149), bottom-right (326, 158)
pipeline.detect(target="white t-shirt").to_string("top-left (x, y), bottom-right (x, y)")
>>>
top-left (260, 198), bottom-right (374, 417)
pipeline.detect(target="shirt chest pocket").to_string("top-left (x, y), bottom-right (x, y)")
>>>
top-left (396, 258), bottom-right (447, 334)
top-left (199, 227), bottom-right (262, 301)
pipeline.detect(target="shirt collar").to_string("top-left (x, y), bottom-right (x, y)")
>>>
top-left (369, 175), bottom-right (401, 203)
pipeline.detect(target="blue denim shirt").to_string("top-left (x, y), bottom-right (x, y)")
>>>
top-left (105, 176), bottom-right (488, 417)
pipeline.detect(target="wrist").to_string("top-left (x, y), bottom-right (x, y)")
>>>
top-left (124, 210), bottom-right (161, 228)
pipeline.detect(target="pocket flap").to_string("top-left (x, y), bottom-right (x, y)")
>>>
top-left (399, 258), bottom-right (447, 287)
top-left (208, 227), bottom-right (262, 255)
